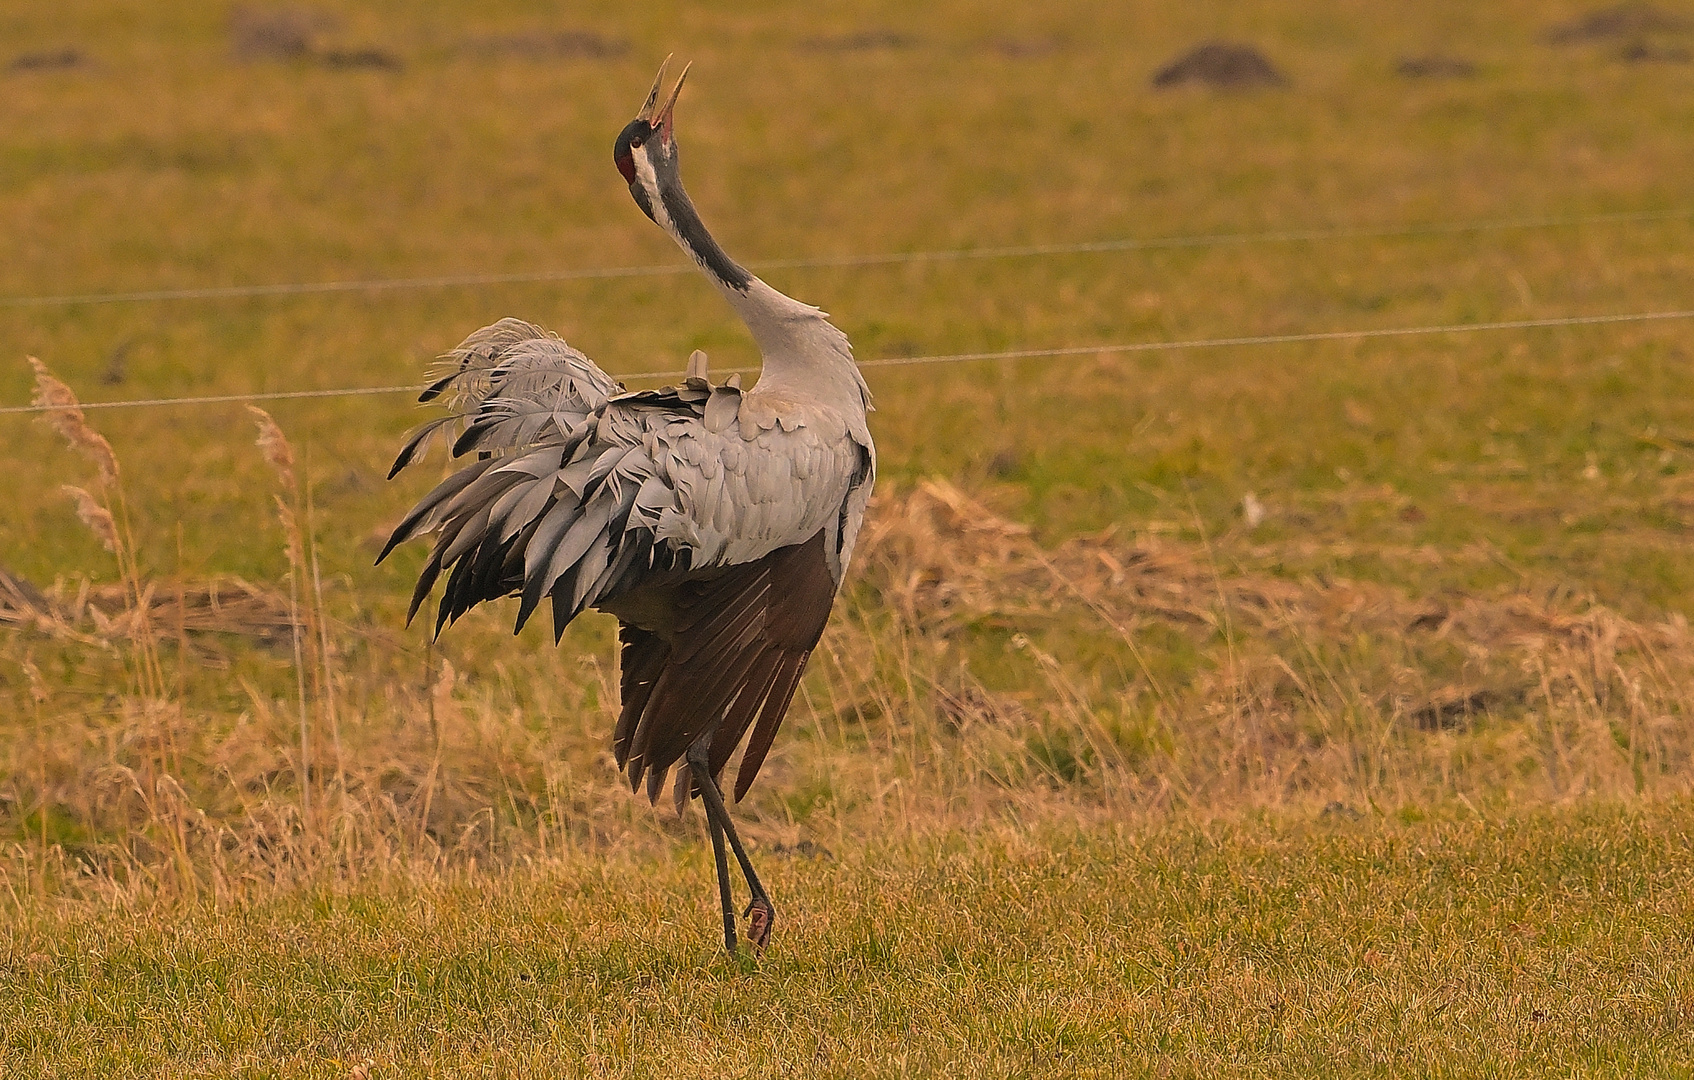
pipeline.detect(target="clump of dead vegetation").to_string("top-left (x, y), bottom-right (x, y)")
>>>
top-left (2, 361), bottom-right (1692, 904)
top-left (0, 571), bottom-right (295, 646)
top-left (848, 480), bottom-right (1692, 804)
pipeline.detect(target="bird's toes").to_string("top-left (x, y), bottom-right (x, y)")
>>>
top-left (744, 896), bottom-right (775, 953)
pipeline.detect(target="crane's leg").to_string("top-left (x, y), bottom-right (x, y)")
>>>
top-left (686, 743), bottom-right (775, 952)
top-left (706, 806), bottom-right (738, 954)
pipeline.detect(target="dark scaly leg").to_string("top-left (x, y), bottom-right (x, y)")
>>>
top-left (706, 805), bottom-right (738, 954)
top-left (686, 742), bottom-right (775, 951)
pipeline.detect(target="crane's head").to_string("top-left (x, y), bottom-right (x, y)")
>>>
top-left (614, 57), bottom-right (690, 224)
top-left (613, 59), bottom-right (754, 292)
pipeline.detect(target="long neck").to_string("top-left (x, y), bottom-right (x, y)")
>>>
top-left (649, 172), bottom-right (753, 294)
top-left (639, 151), bottom-right (871, 414)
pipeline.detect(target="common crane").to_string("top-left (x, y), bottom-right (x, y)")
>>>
top-left (379, 59), bottom-right (875, 954)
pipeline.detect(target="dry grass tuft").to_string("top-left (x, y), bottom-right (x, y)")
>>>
top-left (247, 405), bottom-right (296, 491)
top-left (29, 358), bottom-right (117, 488)
top-left (846, 479), bottom-right (1694, 809)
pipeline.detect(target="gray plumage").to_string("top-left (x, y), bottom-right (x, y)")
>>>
top-left (381, 63), bottom-right (875, 817)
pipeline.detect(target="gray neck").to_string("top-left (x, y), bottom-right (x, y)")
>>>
top-left (636, 147), bottom-right (872, 417)
top-left (636, 143), bottom-right (751, 293)
top-left (655, 176), bottom-right (752, 293)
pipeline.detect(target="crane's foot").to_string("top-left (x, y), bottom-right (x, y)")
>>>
top-left (745, 896), bottom-right (775, 953)
top-left (686, 741), bottom-right (774, 956)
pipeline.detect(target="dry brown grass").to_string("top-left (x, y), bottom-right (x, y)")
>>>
top-left (5, 404), bottom-right (1691, 904)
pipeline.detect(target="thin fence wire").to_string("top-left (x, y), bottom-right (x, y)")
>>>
top-left (2, 207), bottom-right (1687, 309)
top-left (5, 307), bottom-right (1691, 416)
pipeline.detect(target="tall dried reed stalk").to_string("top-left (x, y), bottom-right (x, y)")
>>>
top-left (30, 358), bottom-right (163, 699)
top-left (246, 405), bottom-right (340, 834)
top-left (26, 358), bottom-right (193, 893)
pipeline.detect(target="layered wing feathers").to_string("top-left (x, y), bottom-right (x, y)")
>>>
top-left (381, 318), bottom-right (873, 800)
top-left (386, 318), bottom-right (621, 479)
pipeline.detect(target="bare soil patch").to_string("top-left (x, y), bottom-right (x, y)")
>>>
top-left (799, 31), bottom-right (919, 53)
top-left (1395, 54), bottom-right (1478, 79)
top-left (1152, 42), bottom-right (1288, 89)
top-left (1545, 2), bottom-right (1692, 43)
top-left (988, 38), bottom-right (1063, 59)
top-left (230, 5), bottom-right (332, 61)
top-left (319, 49), bottom-right (401, 71)
top-left (1618, 39), bottom-right (1693, 60)
top-left (458, 31), bottom-right (628, 61)
top-left (230, 6), bottom-right (402, 70)
top-left (7, 49), bottom-right (86, 73)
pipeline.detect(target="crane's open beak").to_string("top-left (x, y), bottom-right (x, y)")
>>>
top-left (639, 59), bottom-right (690, 146)
top-left (636, 56), bottom-right (670, 123)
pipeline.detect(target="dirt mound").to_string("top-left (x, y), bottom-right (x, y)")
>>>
top-left (8, 48), bottom-right (86, 72)
top-left (459, 31), bottom-right (628, 60)
top-left (1395, 54), bottom-right (1477, 78)
top-left (319, 48), bottom-right (401, 71)
top-left (1618, 39), bottom-right (1693, 59)
top-left (230, 5), bottom-right (332, 60)
top-left (799, 31), bottom-right (918, 53)
top-left (1152, 42), bottom-right (1288, 89)
top-left (229, 6), bottom-right (402, 70)
top-left (988, 38), bottom-right (1063, 59)
top-left (1545, 2), bottom-right (1692, 43)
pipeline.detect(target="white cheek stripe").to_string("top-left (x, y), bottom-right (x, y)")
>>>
top-left (633, 153), bottom-right (673, 236)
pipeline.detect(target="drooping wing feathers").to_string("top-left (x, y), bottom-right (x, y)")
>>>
top-left (381, 316), bottom-right (873, 802)
top-left (613, 531), bottom-right (836, 803)
top-left (387, 318), bottom-right (623, 479)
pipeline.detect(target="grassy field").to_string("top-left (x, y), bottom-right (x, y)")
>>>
top-left (4, 0), bottom-right (1694, 1073)
top-left (8, 805), bottom-right (1694, 1077)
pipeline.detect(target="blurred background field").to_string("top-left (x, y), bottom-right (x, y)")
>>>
top-left (3, 0), bottom-right (1694, 1071)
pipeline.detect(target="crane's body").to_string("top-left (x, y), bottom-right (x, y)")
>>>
top-left (380, 60), bottom-right (873, 953)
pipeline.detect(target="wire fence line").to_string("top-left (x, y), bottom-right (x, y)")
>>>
top-left (2, 207), bottom-right (1688, 310)
top-left (5, 307), bottom-right (1691, 417)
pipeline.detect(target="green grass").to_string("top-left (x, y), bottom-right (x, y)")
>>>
top-left (7, 802), bottom-right (1694, 1077)
top-left (6, 0), bottom-right (1694, 1073)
